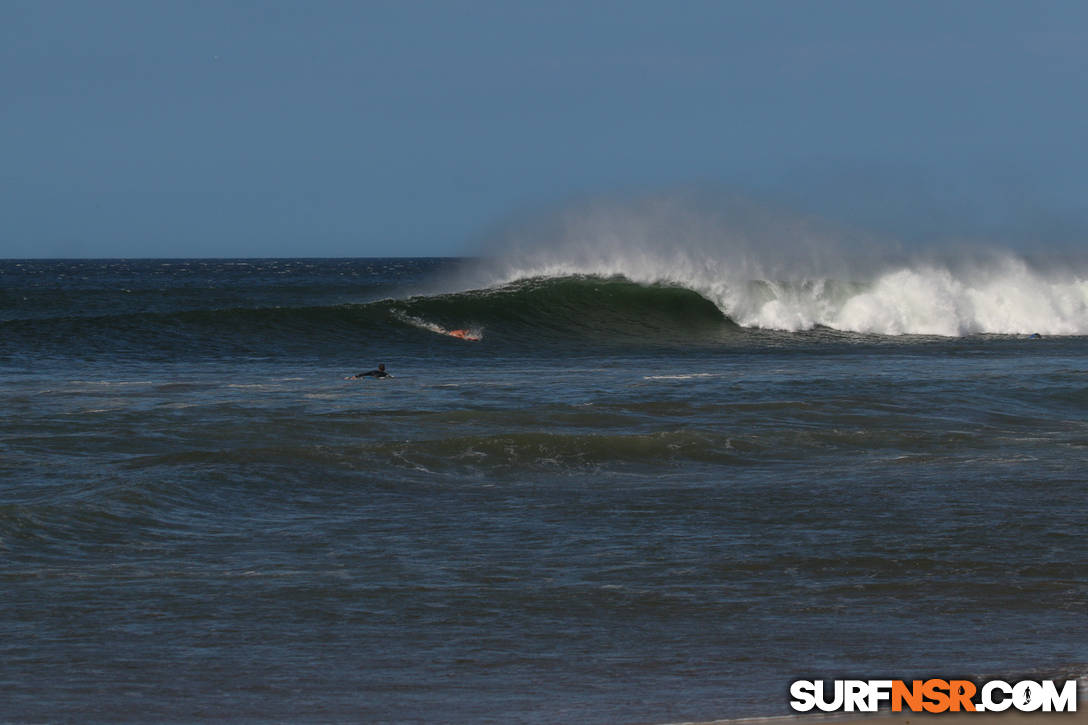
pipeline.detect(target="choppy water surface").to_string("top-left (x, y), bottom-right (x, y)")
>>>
top-left (1, 259), bottom-right (1085, 723)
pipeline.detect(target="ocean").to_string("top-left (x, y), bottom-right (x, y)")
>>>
top-left (1, 256), bottom-right (1086, 723)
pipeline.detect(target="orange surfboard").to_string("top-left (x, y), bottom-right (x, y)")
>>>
top-left (448, 329), bottom-right (480, 341)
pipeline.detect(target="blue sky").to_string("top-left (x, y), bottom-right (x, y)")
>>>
top-left (2, 0), bottom-right (1087, 258)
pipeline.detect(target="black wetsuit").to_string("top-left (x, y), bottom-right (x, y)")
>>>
top-left (354, 369), bottom-right (390, 378)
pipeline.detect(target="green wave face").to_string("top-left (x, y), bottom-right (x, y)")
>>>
top-left (394, 275), bottom-right (735, 344)
top-left (1, 275), bottom-right (739, 357)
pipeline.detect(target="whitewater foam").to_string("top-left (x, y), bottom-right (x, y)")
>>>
top-left (830, 262), bottom-right (1088, 336)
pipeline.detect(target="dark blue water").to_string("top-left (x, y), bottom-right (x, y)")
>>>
top-left (2, 259), bottom-right (1085, 723)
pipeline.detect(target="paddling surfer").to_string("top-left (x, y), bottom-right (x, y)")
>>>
top-left (346, 363), bottom-right (391, 379)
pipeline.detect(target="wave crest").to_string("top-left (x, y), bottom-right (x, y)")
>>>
top-left (467, 195), bottom-right (1088, 336)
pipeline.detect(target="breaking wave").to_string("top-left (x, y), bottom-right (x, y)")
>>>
top-left (464, 194), bottom-right (1088, 336)
top-left (6, 268), bottom-right (1085, 359)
